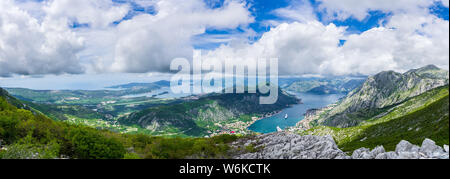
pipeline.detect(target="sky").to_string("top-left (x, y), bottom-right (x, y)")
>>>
top-left (0, 0), bottom-right (449, 89)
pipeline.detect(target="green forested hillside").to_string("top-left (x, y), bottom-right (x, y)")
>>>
top-left (120, 89), bottom-right (300, 137)
top-left (317, 65), bottom-right (449, 127)
top-left (0, 88), bottom-right (240, 159)
top-left (302, 85), bottom-right (449, 152)
top-left (5, 81), bottom-right (169, 103)
top-left (0, 94), bottom-right (126, 159)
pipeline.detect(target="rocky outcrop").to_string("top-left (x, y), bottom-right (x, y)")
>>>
top-left (232, 132), bottom-right (349, 159)
top-left (231, 132), bottom-right (449, 159)
top-left (356, 139), bottom-right (449, 159)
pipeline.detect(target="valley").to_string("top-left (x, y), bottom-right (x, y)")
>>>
top-left (1, 0), bottom-right (449, 162)
top-left (1, 65), bottom-right (449, 159)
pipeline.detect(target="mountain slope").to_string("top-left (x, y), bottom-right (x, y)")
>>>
top-left (318, 65), bottom-right (449, 127)
top-left (0, 88), bottom-right (26, 109)
top-left (1, 87), bottom-right (241, 159)
top-left (301, 85), bottom-right (449, 152)
top-left (285, 77), bottom-right (366, 94)
top-left (1, 87), bottom-right (128, 159)
top-left (119, 89), bottom-right (300, 137)
top-left (5, 80), bottom-right (170, 103)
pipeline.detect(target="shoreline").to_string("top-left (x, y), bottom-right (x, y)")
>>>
top-left (288, 103), bottom-right (338, 132)
top-left (246, 100), bottom-right (302, 134)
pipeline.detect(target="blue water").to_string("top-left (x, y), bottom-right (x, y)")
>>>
top-left (248, 92), bottom-right (344, 133)
top-left (121, 87), bottom-right (192, 99)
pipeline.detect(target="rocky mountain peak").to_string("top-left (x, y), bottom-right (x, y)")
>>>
top-left (319, 65), bottom-right (449, 127)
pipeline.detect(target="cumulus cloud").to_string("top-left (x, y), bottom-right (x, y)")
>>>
top-left (43, 0), bottom-right (130, 29)
top-left (316, 0), bottom-right (436, 21)
top-left (1, 0), bottom-right (448, 77)
top-left (203, 0), bottom-right (449, 76)
top-left (0, 0), bottom-right (84, 77)
top-left (325, 15), bottom-right (449, 75)
top-left (102, 0), bottom-right (254, 73)
top-left (203, 21), bottom-right (345, 75)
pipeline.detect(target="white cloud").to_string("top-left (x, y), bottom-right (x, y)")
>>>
top-left (0, 0), bottom-right (84, 77)
top-left (316, 0), bottom-right (436, 21)
top-left (203, 21), bottom-right (345, 75)
top-left (101, 0), bottom-right (254, 73)
top-left (43, 0), bottom-right (130, 29)
top-left (272, 0), bottom-right (316, 23)
top-left (203, 1), bottom-right (449, 76)
top-left (1, 0), bottom-right (448, 77)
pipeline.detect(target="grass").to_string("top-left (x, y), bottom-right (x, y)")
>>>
top-left (1, 92), bottom-right (242, 159)
top-left (339, 95), bottom-right (449, 151)
top-left (302, 86), bottom-right (449, 152)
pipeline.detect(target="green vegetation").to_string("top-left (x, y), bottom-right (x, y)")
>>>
top-left (125, 134), bottom-right (238, 159)
top-left (4, 84), bottom-right (183, 137)
top-left (301, 86), bottom-right (449, 152)
top-left (0, 96), bottom-right (126, 159)
top-left (2, 66), bottom-right (448, 158)
top-left (5, 81), bottom-right (169, 104)
top-left (316, 65), bottom-right (449, 127)
top-left (120, 89), bottom-right (300, 137)
top-left (23, 102), bottom-right (104, 121)
top-left (340, 95), bottom-right (448, 152)
top-left (0, 90), bottom-right (240, 159)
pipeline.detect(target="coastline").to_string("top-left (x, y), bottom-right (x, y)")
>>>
top-left (245, 99), bottom-right (302, 134)
top-left (288, 103), bottom-right (337, 132)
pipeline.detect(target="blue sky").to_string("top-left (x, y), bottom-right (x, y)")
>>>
top-left (189, 0), bottom-right (449, 49)
top-left (103, 0), bottom-right (418, 44)
top-left (0, 0), bottom-right (449, 89)
top-left (70, 0), bottom-right (450, 37)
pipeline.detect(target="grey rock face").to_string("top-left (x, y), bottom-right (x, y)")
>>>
top-left (231, 132), bottom-right (449, 159)
top-left (352, 148), bottom-right (372, 159)
top-left (320, 65), bottom-right (449, 128)
top-left (420, 138), bottom-right (445, 157)
top-left (232, 132), bottom-right (348, 159)
top-left (371, 146), bottom-right (386, 156)
top-left (375, 152), bottom-right (398, 159)
top-left (351, 146), bottom-right (386, 159)
top-left (396, 140), bottom-right (420, 153)
top-left (397, 152), bottom-right (421, 159)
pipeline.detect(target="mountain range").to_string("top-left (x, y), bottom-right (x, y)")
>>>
top-left (285, 77), bottom-right (366, 95)
top-left (5, 80), bottom-right (171, 103)
top-left (315, 65), bottom-right (449, 127)
top-left (292, 65), bottom-right (449, 152)
top-left (119, 88), bottom-right (300, 136)
top-left (1, 65), bottom-right (449, 159)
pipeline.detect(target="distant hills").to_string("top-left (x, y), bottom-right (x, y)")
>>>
top-left (1, 87), bottom-right (241, 159)
top-left (1, 65), bottom-right (449, 159)
top-left (285, 77), bottom-right (366, 95)
top-left (106, 80), bottom-right (170, 89)
top-left (5, 80), bottom-right (171, 103)
top-left (119, 88), bottom-right (300, 137)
